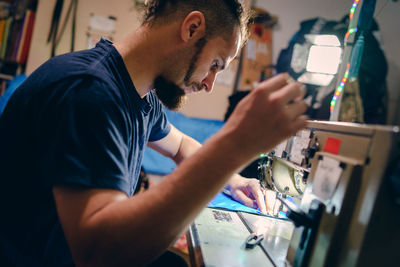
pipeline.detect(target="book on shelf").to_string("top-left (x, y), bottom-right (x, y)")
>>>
top-left (0, 19), bottom-right (6, 45)
top-left (12, 15), bottom-right (25, 61)
top-left (17, 9), bottom-right (34, 64)
top-left (15, 11), bottom-right (29, 62)
top-left (0, 8), bottom-right (35, 63)
top-left (0, 16), bottom-right (12, 59)
top-left (0, 0), bottom-right (37, 79)
top-left (5, 17), bottom-right (23, 61)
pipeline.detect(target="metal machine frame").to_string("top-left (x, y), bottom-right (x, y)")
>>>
top-left (187, 121), bottom-right (400, 267)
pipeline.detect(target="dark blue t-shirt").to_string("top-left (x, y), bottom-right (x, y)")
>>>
top-left (0, 38), bottom-right (170, 266)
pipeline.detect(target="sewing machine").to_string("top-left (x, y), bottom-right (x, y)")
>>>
top-left (187, 121), bottom-right (400, 267)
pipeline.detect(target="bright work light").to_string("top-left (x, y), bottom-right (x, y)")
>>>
top-left (292, 34), bottom-right (343, 86)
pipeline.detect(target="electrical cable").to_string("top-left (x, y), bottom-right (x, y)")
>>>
top-left (47, 0), bottom-right (78, 58)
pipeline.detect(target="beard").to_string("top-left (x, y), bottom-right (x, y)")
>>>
top-left (154, 76), bottom-right (186, 110)
top-left (154, 37), bottom-right (208, 110)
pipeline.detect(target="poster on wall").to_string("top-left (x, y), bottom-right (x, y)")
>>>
top-left (89, 14), bottom-right (116, 33)
top-left (87, 14), bottom-right (117, 49)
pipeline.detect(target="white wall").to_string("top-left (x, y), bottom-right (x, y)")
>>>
top-left (26, 0), bottom-right (141, 74)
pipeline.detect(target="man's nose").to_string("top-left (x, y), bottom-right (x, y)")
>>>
top-left (202, 72), bottom-right (217, 93)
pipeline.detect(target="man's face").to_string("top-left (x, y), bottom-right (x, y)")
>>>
top-left (154, 28), bottom-right (241, 110)
top-left (153, 37), bottom-right (207, 110)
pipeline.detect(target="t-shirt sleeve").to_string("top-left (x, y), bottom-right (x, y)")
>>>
top-left (37, 78), bottom-right (131, 195)
top-left (148, 93), bottom-right (171, 142)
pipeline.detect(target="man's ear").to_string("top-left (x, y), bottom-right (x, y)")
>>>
top-left (180, 11), bottom-right (206, 43)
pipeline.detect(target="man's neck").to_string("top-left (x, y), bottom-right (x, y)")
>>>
top-left (113, 24), bottom-right (179, 98)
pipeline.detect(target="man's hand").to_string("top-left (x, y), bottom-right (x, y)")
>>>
top-left (226, 174), bottom-right (267, 213)
top-left (221, 73), bottom-right (308, 163)
top-left (226, 174), bottom-right (284, 215)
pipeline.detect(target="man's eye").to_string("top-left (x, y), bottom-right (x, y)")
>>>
top-left (211, 61), bottom-right (219, 70)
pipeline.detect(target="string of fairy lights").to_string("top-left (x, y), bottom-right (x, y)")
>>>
top-left (330, 0), bottom-right (360, 115)
top-left (330, 63), bottom-right (350, 114)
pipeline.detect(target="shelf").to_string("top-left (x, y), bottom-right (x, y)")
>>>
top-left (0, 73), bottom-right (14, 80)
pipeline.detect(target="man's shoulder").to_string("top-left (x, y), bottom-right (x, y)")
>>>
top-left (41, 48), bottom-right (112, 80)
top-left (20, 51), bottom-right (122, 104)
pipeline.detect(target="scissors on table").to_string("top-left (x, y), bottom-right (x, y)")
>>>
top-left (245, 232), bottom-right (264, 249)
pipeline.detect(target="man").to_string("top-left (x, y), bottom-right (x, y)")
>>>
top-left (0, 0), bottom-right (308, 266)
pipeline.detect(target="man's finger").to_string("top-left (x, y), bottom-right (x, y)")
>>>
top-left (286, 100), bottom-right (309, 121)
top-left (233, 190), bottom-right (255, 208)
top-left (254, 189), bottom-right (267, 214)
top-left (294, 85), bottom-right (307, 102)
top-left (290, 115), bottom-right (309, 133)
top-left (246, 179), bottom-right (268, 214)
top-left (256, 73), bottom-right (293, 94)
top-left (264, 190), bottom-right (277, 214)
top-left (270, 82), bottom-right (306, 106)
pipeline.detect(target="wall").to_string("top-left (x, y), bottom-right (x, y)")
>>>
top-left (26, 0), bottom-right (400, 124)
top-left (26, 0), bottom-right (141, 74)
top-left (178, 83), bottom-right (234, 121)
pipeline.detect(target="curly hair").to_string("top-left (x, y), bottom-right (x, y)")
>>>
top-left (142, 0), bottom-right (251, 45)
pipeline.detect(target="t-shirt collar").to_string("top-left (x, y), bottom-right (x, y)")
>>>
top-left (98, 38), bottom-right (152, 115)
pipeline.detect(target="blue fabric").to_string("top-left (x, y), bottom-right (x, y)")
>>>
top-left (209, 192), bottom-right (263, 215)
top-left (209, 193), bottom-right (288, 219)
top-left (142, 109), bottom-right (224, 174)
top-left (349, 34), bottom-right (365, 80)
top-left (0, 38), bottom-right (170, 266)
top-left (0, 74), bottom-right (27, 115)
